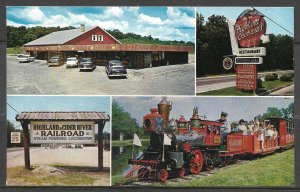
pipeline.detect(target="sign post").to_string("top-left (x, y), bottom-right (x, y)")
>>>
top-left (228, 9), bottom-right (269, 93)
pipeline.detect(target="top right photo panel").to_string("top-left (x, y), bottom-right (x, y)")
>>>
top-left (196, 7), bottom-right (294, 96)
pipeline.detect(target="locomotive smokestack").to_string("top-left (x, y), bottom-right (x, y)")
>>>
top-left (158, 97), bottom-right (172, 128)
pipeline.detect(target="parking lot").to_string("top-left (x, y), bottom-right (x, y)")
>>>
top-left (7, 55), bottom-right (195, 95)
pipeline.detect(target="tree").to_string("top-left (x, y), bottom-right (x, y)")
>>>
top-left (112, 100), bottom-right (141, 140)
top-left (261, 107), bottom-right (283, 119)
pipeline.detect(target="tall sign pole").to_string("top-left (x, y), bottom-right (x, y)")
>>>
top-left (227, 9), bottom-right (269, 93)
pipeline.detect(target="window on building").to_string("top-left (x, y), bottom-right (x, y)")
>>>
top-left (92, 35), bottom-right (98, 41)
top-left (92, 35), bottom-right (104, 42)
top-left (98, 35), bottom-right (104, 42)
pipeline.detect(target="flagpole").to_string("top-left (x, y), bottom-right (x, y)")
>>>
top-left (162, 133), bottom-right (165, 162)
top-left (132, 143), bottom-right (134, 159)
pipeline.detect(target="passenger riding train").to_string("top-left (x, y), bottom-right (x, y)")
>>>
top-left (126, 99), bottom-right (295, 182)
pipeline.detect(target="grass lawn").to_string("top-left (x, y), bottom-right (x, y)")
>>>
top-left (7, 164), bottom-right (110, 186)
top-left (168, 149), bottom-right (294, 187)
top-left (112, 139), bottom-right (149, 147)
top-left (198, 80), bottom-right (293, 96)
top-left (7, 47), bottom-right (24, 55)
top-left (113, 149), bottom-right (294, 187)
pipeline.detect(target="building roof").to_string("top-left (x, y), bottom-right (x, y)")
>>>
top-left (16, 111), bottom-right (110, 121)
top-left (24, 26), bottom-right (122, 46)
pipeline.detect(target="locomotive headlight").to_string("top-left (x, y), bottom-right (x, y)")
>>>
top-left (144, 119), bottom-right (152, 129)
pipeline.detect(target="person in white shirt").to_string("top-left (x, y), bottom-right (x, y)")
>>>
top-left (216, 112), bottom-right (231, 144)
top-left (237, 119), bottom-right (247, 135)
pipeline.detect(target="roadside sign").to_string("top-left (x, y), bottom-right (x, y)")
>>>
top-left (235, 57), bottom-right (263, 65)
top-left (237, 47), bottom-right (266, 56)
top-left (236, 64), bottom-right (257, 90)
top-left (30, 121), bottom-right (95, 144)
top-left (11, 132), bottom-right (21, 143)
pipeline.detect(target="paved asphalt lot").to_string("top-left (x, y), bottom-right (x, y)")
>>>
top-left (7, 55), bottom-right (195, 95)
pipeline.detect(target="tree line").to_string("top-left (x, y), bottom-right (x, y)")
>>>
top-left (7, 26), bottom-right (194, 48)
top-left (196, 13), bottom-right (294, 77)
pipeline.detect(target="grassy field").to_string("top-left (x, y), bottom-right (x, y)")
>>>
top-left (7, 47), bottom-right (24, 55)
top-left (7, 164), bottom-right (110, 186)
top-left (198, 80), bottom-right (293, 96)
top-left (112, 139), bottom-right (149, 147)
top-left (113, 149), bottom-right (294, 187)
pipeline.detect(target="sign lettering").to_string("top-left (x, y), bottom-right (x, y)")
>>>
top-left (236, 64), bottom-right (257, 90)
top-left (11, 132), bottom-right (21, 144)
top-left (30, 121), bottom-right (95, 144)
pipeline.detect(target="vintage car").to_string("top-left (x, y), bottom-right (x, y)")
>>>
top-left (17, 54), bottom-right (35, 63)
top-left (65, 57), bottom-right (79, 68)
top-left (79, 58), bottom-right (96, 71)
top-left (48, 56), bottom-right (64, 66)
top-left (105, 60), bottom-right (127, 78)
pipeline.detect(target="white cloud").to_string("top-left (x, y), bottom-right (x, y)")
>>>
top-left (7, 20), bottom-right (23, 27)
top-left (137, 13), bottom-right (164, 25)
top-left (10, 7), bottom-right (45, 22)
top-left (125, 7), bottom-right (140, 15)
top-left (104, 7), bottom-right (124, 18)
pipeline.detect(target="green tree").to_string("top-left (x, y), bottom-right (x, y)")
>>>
top-left (261, 107), bottom-right (284, 119)
top-left (112, 100), bottom-right (141, 140)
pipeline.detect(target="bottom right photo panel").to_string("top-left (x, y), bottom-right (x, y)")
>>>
top-left (111, 96), bottom-right (294, 187)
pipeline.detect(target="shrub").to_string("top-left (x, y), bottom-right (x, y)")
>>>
top-left (280, 74), bottom-right (293, 82)
top-left (265, 73), bottom-right (277, 81)
top-left (272, 73), bottom-right (279, 80)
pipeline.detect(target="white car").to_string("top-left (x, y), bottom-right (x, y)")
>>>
top-left (17, 54), bottom-right (35, 63)
top-left (65, 57), bottom-right (79, 68)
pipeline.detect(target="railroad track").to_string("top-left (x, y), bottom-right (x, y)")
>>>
top-left (121, 160), bottom-right (250, 186)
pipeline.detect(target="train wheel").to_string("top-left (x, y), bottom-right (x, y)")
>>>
top-left (178, 167), bottom-right (185, 178)
top-left (138, 167), bottom-right (149, 179)
top-left (190, 149), bottom-right (204, 174)
top-left (158, 169), bottom-right (169, 183)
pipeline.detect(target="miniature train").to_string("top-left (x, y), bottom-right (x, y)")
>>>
top-left (126, 99), bottom-right (295, 182)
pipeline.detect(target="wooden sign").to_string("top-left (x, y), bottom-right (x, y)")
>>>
top-left (236, 64), bottom-right (257, 90)
top-left (30, 121), bottom-right (95, 144)
top-left (11, 132), bottom-right (21, 143)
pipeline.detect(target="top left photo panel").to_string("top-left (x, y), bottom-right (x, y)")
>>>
top-left (6, 6), bottom-right (196, 96)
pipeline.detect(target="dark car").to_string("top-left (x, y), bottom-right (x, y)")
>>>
top-left (106, 60), bottom-right (127, 78)
top-left (79, 58), bottom-right (96, 71)
top-left (48, 56), bottom-right (64, 66)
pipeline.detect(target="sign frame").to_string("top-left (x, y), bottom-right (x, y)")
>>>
top-left (235, 57), bottom-right (263, 65)
top-left (237, 47), bottom-right (266, 56)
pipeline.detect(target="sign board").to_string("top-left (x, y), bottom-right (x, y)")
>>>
top-left (236, 64), bottom-right (257, 90)
top-left (223, 57), bottom-right (233, 70)
top-left (11, 132), bottom-right (21, 143)
top-left (234, 10), bottom-right (266, 47)
top-left (235, 57), bottom-right (263, 65)
top-left (30, 121), bottom-right (95, 144)
top-left (237, 47), bottom-right (266, 56)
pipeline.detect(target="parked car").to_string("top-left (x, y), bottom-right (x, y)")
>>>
top-left (17, 54), bottom-right (35, 63)
top-left (65, 57), bottom-right (79, 68)
top-left (105, 60), bottom-right (127, 78)
top-left (48, 56), bottom-right (64, 66)
top-left (79, 58), bottom-right (96, 71)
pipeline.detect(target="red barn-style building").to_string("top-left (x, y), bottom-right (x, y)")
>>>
top-left (23, 24), bottom-right (193, 69)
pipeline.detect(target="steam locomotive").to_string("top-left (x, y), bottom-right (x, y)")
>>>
top-left (127, 99), bottom-right (295, 182)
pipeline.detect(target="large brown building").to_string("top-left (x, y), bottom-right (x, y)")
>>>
top-left (23, 24), bottom-right (193, 69)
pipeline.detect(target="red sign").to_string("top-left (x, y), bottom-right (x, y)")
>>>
top-left (234, 10), bottom-right (266, 47)
top-left (236, 64), bottom-right (257, 90)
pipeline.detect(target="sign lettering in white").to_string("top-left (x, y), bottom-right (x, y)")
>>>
top-left (235, 57), bottom-right (263, 65)
top-left (237, 47), bottom-right (266, 56)
top-left (30, 121), bottom-right (95, 144)
top-left (11, 132), bottom-right (21, 143)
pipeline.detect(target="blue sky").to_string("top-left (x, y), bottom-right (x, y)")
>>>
top-left (7, 96), bottom-right (111, 133)
top-left (6, 6), bottom-right (195, 42)
top-left (114, 96), bottom-right (294, 126)
top-left (197, 7), bottom-right (294, 37)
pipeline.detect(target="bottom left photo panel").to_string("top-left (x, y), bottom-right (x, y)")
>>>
top-left (6, 96), bottom-right (111, 186)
